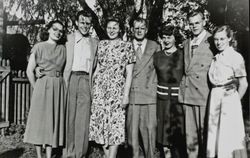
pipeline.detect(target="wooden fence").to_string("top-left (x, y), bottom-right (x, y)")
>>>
top-left (0, 58), bottom-right (10, 133)
top-left (12, 70), bottom-right (32, 125)
top-left (0, 58), bottom-right (32, 133)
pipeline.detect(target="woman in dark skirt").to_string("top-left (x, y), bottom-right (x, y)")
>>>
top-left (154, 25), bottom-right (187, 158)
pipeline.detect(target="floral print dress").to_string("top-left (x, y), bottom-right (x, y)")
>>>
top-left (89, 39), bottom-right (136, 145)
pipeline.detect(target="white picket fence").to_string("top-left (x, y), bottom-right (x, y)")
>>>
top-left (0, 58), bottom-right (32, 133)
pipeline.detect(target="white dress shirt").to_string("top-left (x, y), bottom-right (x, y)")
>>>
top-left (71, 31), bottom-right (91, 72)
top-left (190, 30), bottom-right (207, 47)
top-left (133, 38), bottom-right (147, 55)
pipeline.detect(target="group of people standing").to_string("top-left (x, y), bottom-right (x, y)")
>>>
top-left (23, 9), bottom-right (248, 158)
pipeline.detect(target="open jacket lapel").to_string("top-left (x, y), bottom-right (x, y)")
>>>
top-left (134, 40), bottom-right (154, 76)
top-left (186, 33), bottom-right (209, 72)
top-left (66, 34), bottom-right (75, 70)
top-left (89, 38), bottom-right (98, 81)
top-left (184, 39), bottom-right (192, 72)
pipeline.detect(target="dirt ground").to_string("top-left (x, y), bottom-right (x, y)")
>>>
top-left (0, 121), bottom-right (249, 158)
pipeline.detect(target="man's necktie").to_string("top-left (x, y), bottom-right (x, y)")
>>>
top-left (191, 45), bottom-right (198, 57)
top-left (136, 42), bottom-right (142, 60)
top-left (191, 37), bottom-right (199, 57)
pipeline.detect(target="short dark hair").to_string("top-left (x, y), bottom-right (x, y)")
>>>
top-left (159, 25), bottom-right (175, 37)
top-left (46, 20), bottom-right (64, 31)
top-left (40, 20), bottom-right (65, 42)
top-left (159, 25), bottom-right (183, 46)
top-left (76, 10), bottom-right (92, 21)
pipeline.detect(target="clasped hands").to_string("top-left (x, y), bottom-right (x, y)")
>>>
top-left (35, 66), bottom-right (44, 78)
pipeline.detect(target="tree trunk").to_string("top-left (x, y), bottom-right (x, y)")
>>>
top-left (0, 0), bottom-right (4, 57)
top-left (78, 0), bottom-right (108, 40)
top-left (147, 0), bottom-right (164, 41)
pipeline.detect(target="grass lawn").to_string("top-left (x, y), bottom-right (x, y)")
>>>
top-left (0, 133), bottom-right (36, 158)
top-left (0, 134), bottom-right (105, 158)
top-left (0, 122), bottom-right (249, 158)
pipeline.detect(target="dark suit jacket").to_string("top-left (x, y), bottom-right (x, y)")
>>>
top-left (178, 32), bottom-right (214, 106)
top-left (63, 32), bottom-right (99, 89)
top-left (129, 39), bottom-right (161, 104)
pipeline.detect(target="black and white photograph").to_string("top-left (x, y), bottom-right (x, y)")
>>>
top-left (0, 0), bottom-right (249, 158)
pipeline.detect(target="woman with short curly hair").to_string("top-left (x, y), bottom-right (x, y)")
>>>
top-left (206, 25), bottom-right (248, 158)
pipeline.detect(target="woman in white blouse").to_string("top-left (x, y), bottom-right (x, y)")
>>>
top-left (206, 25), bottom-right (248, 158)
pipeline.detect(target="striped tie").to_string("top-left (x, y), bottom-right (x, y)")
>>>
top-left (136, 42), bottom-right (142, 60)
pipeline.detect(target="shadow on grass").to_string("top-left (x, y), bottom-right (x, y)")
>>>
top-left (0, 148), bottom-right (25, 158)
top-left (86, 142), bottom-right (133, 158)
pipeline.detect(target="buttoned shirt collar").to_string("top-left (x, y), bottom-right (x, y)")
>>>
top-left (191, 30), bottom-right (207, 46)
top-left (72, 30), bottom-right (91, 72)
top-left (75, 30), bottom-right (89, 43)
top-left (133, 38), bottom-right (147, 54)
top-left (215, 46), bottom-right (234, 60)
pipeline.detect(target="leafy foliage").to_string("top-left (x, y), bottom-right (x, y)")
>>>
top-left (4, 0), bottom-right (248, 42)
top-left (4, 0), bottom-right (217, 44)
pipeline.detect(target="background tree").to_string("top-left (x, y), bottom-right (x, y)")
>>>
top-left (2, 0), bottom-right (250, 149)
top-left (4, 0), bottom-right (214, 44)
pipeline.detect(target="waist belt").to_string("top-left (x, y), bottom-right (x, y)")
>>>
top-left (43, 70), bottom-right (62, 77)
top-left (212, 80), bottom-right (236, 88)
top-left (157, 85), bottom-right (179, 96)
top-left (71, 71), bottom-right (89, 76)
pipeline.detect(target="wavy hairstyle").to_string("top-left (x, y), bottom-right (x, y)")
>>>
top-left (105, 16), bottom-right (124, 38)
top-left (39, 20), bottom-right (66, 44)
top-left (159, 24), bottom-right (184, 47)
top-left (213, 25), bottom-right (237, 49)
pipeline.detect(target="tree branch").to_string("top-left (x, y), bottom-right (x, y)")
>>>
top-left (129, 0), bottom-right (144, 26)
top-left (97, 0), bottom-right (109, 19)
top-left (147, 0), bottom-right (165, 40)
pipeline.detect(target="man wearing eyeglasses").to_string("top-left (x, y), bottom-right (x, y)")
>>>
top-left (63, 10), bottom-right (98, 158)
top-left (178, 11), bottom-right (214, 158)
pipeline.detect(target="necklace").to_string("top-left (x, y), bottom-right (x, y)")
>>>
top-left (164, 50), bottom-right (175, 56)
top-left (163, 47), bottom-right (177, 56)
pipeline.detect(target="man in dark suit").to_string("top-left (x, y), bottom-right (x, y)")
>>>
top-left (127, 18), bottom-right (161, 158)
top-left (178, 11), bottom-right (214, 158)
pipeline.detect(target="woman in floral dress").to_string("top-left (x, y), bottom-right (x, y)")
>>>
top-left (206, 25), bottom-right (248, 158)
top-left (89, 17), bottom-right (136, 158)
top-left (24, 20), bottom-right (66, 158)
